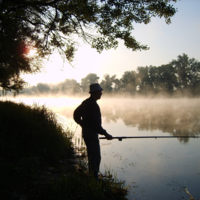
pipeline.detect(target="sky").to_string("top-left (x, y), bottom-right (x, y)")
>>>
top-left (23, 0), bottom-right (200, 86)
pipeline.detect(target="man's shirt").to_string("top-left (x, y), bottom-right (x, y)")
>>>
top-left (73, 97), bottom-right (106, 135)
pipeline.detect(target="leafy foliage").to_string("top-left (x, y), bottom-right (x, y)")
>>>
top-left (0, 101), bottom-right (72, 161)
top-left (0, 101), bottom-right (74, 198)
top-left (0, 0), bottom-right (177, 90)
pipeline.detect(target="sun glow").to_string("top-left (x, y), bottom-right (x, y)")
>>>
top-left (22, 45), bottom-right (109, 86)
top-left (28, 48), bottom-right (37, 57)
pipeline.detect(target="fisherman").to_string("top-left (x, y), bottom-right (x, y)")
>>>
top-left (73, 83), bottom-right (112, 180)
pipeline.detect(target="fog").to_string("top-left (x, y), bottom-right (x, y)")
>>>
top-left (2, 94), bottom-right (200, 143)
top-left (99, 98), bottom-right (200, 142)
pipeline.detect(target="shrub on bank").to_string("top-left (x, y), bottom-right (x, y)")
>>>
top-left (0, 101), bottom-right (73, 199)
top-left (0, 101), bottom-right (72, 161)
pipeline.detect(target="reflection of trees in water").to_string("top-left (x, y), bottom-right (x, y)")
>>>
top-left (53, 98), bottom-right (200, 143)
top-left (100, 99), bottom-right (200, 142)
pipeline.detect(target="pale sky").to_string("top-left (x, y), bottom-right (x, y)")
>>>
top-left (23, 0), bottom-right (200, 86)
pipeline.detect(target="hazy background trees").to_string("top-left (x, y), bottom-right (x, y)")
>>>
top-left (22, 79), bottom-right (81, 95)
top-left (19, 54), bottom-right (200, 97)
top-left (81, 73), bottom-right (99, 92)
top-left (100, 74), bottom-right (117, 93)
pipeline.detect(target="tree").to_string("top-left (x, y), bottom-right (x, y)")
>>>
top-left (57, 79), bottom-right (81, 94)
top-left (81, 73), bottom-right (99, 92)
top-left (148, 66), bottom-right (158, 92)
top-left (120, 71), bottom-right (137, 94)
top-left (156, 64), bottom-right (178, 94)
top-left (171, 54), bottom-right (200, 95)
top-left (137, 66), bottom-right (154, 95)
top-left (113, 78), bottom-right (123, 92)
top-left (100, 74), bottom-right (117, 93)
top-left (36, 83), bottom-right (50, 93)
top-left (0, 0), bottom-right (177, 91)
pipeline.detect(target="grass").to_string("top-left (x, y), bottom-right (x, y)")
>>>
top-left (38, 170), bottom-right (128, 200)
top-left (0, 101), bottom-right (128, 200)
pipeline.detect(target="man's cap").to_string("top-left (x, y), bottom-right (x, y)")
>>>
top-left (89, 83), bottom-right (103, 93)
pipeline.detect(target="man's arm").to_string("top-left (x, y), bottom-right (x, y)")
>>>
top-left (104, 132), bottom-right (113, 140)
top-left (73, 104), bottom-right (83, 127)
top-left (89, 102), bottom-right (112, 139)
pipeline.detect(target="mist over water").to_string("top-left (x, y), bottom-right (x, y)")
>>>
top-left (5, 95), bottom-right (200, 139)
top-left (2, 95), bottom-right (200, 200)
top-left (99, 98), bottom-right (200, 142)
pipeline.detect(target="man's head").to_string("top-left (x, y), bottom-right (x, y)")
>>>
top-left (89, 83), bottom-right (103, 100)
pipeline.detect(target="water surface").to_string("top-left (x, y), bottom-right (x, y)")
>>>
top-left (4, 96), bottom-right (200, 200)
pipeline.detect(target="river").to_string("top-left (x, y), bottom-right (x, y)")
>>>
top-left (3, 96), bottom-right (200, 200)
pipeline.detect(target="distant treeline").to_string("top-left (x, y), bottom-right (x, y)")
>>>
top-left (22, 54), bottom-right (200, 97)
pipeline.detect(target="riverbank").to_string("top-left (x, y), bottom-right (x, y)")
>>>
top-left (0, 101), bottom-right (128, 200)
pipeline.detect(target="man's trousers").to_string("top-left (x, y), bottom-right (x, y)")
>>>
top-left (82, 127), bottom-right (101, 179)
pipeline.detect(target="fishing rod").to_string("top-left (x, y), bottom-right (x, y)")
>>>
top-left (99, 136), bottom-right (200, 141)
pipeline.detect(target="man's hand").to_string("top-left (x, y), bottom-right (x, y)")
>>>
top-left (105, 133), bottom-right (113, 140)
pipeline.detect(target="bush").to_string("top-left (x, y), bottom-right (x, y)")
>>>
top-left (0, 101), bottom-right (73, 199)
top-left (0, 101), bottom-right (72, 161)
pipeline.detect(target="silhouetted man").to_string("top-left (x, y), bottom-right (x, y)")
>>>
top-left (73, 83), bottom-right (112, 179)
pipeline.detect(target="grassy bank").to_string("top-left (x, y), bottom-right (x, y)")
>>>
top-left (0, 101), bottom-right (128, 200)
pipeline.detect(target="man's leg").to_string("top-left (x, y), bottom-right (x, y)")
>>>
top-left (82, 128), bottom-right (101, 179)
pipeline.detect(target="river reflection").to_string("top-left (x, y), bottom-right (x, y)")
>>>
top-left (54, 98), bottom-right (200, 200)
top-left (99, 99), bottom-right (200, 142)
top-left (3, 96), bottom-right (200, 200)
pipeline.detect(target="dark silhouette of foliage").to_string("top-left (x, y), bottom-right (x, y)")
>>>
top-left (0, 0), bottom-right (177, 91)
